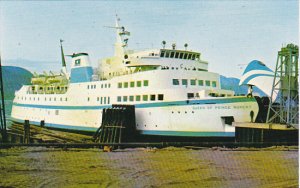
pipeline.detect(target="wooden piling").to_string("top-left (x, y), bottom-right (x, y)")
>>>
top-left (23, 120), bottom-right (30, 144)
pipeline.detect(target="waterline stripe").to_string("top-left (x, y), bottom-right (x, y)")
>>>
top-left (140, 130), bottom-right (235, 137)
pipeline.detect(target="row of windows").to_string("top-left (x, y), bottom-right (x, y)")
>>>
top-left (87, 96), bottom-right (110, 104)
top-left (117, 94), bottom-right (164, 102)
top-left (87, 83), bottom-right (111, 89)
top-left (118, 80), bottom-right (149, 88)
top-left (160, 50), bottom-right (200, 60)
top-left (18, 96), bottom-right (68, 102)
top-left (173, 79), bottom-right (217, 87)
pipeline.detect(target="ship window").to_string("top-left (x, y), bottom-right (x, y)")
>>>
top-left (136, 95), bottom-right (141, 101)
top-left (105, 84), bottom-right (107, 88)
top-left (94, 85), bottom-right (96, 89)
top-left (108, 84), bottom-right (111, 88)
top-left (198, 80), bottom-right (204, 86)
top-left (130, 81), bottom-right (135, 87)
top-left (173, 79), bottom-right (179, 85)
top-left (175, 52), bottom-right (179, 58)
top-left (117, 96), bottom-right (121, 102)
top-left (150, 95), bottom-right (156, 101)
top-left (187, 93), bottom-right (194, 99)
top-left (55, 110), bottom-right (59, 115)
top-left (190, 79), bottom-right (196, 85)
top-left (165, 51), bottom-right (170, 58)
top-left (38, 98), bottom-right (39, 101)
top-left (183, 53), bottom-right (188, 59)
top-left (65, 98), bottom-right (68, 101)
top-left (143, 80), bottom-right (149, 87)
top-left (87, 97), bottom-right (90, 101)
top-left (45, 97), bottom-right (47, 101)
top-left (212, 81), bottom-right (217, 87)
top-left (75, 59), bottom-right (81, 66)
top-left (182, 79), bottom-right (188, 86)
top-left (97, 97), bottom-right (99, 101)
top-left (160, 50), bottom-right (165, 57)
top-left (188, 53), bottom-right (192, 59)
top-left (196, 54), bottom-right (200, 60)
top-left (101, 97), bottom-right (103, 104)
top-left (54, 98), bottom-right (56, 101)
top-left (137, 81), bottom-right (142, 87)
top-left (158, 94), bottom-right (164, 101)
top-left (108, 97), bottom-right (110, 104)
top-left (205, 80), bottom-right (211, 86)
top-left (129, 96), bottom-right (134, 101)
top-left (179, 53), bottom-right (184, 59)
top-left (170, 51), bottom-right (175, 58)
top-left (118, 82), bottom-right (122, 88)
top-left (143, 95), bottom-right (148, 101)
top-left (191, 54), bottom-right (195, 60)
top-left (123, 96), bottom-right (128, 102)
top-left (104, 97), bottom-right (106, 104)
top-left (124, 82), bottom-right (128, 88)
top-left (60, 97), bottom-right (62, 101)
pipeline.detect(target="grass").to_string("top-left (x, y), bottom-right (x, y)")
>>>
top-left (0, 146), bottom-right (298, 187)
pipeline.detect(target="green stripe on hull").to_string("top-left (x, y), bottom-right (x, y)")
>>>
top-left (12, 97), bottom-right (256, 110)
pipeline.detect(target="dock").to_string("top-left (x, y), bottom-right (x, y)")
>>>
top-left (234, 122), bottom-right (298, 143)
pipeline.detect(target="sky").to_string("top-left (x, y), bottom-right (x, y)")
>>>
top-left (0, 1), bottom-right (298, 77)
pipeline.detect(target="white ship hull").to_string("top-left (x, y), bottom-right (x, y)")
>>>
top-left (11, 95), bottom-right (258, 137)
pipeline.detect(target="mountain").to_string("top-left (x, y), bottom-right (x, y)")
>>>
top-left (2, 66), bottom-right (33, 100)
top-left (220, 75), bottom-right (266, 96)
top-left (2, 59), bottom-right (61, 73)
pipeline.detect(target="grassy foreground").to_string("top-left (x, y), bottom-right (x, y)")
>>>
top-left (0, 146), bottom-right (298, 188)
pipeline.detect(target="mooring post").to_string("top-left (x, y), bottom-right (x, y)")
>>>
top-left (23, 120), bottom-right (30, 144)
top-left (40, 120), bottom-right (45, 128)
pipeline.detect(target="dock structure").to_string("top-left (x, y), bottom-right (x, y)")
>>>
top-left (235, 44), bottom-right (299, 144)
top-left (94, 105), bottom-right (136, 149)
top-left (0, 55), bottom-right (7, 143)
top-left (267, 44), bottom-right (299, 127)
top-left (234, 122), bottom-right (298, 143)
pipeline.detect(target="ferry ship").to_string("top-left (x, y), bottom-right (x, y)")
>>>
top-left (11, 17), bottom-right (259, 137)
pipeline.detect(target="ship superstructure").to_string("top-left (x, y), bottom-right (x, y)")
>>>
top-left (11, 17), bottom-right (259, 137)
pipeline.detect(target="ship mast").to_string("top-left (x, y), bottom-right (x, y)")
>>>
top-left (114, 15), bottom-right (130, 58)
top-left (60, 39), bottom-right (68, 76)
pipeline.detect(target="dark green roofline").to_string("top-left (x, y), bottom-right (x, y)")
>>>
top-left (71, 53), bottom-right (89, 58)
top-left (159, 49), bottom-right (200, 60)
